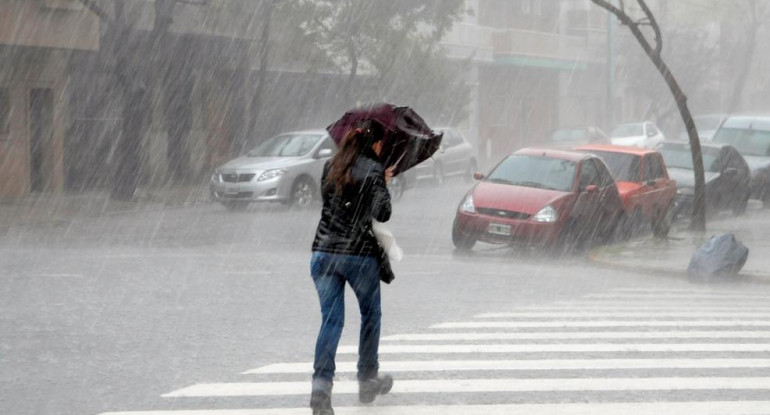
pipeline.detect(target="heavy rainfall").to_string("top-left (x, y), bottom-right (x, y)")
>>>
top-left (3, 0), bottom-right (770, 414)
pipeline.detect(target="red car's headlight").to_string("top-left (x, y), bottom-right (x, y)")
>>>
top-left (532, 205), bottom-right (558, 223)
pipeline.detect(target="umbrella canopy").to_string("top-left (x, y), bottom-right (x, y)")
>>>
top-left (327, 103), bottom-right (443, 175)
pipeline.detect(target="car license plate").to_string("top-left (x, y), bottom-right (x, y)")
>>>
top-left (488, 223), bottom-right (511, 236)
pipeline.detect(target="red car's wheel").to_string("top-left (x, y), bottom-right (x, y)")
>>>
top-left (652, 205), bottom-right (672, 238)
top-left (451, 219), bottom-right (476, 250)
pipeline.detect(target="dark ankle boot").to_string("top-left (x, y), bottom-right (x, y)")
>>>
top-left (359, 374), bottom-right (393, 404)
top-left (310, 379), bottom-right (334, 415)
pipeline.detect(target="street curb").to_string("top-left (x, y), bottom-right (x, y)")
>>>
top-left (588, 248), bottom-right (770, 285)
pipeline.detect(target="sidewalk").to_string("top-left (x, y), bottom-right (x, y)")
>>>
top-left (590, 206), bottom-right (770, 283)
top-left (0, 183), bottom-right (212, 229)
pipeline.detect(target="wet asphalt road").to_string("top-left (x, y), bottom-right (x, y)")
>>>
top-left (2, 180), bottom-right (770, 415)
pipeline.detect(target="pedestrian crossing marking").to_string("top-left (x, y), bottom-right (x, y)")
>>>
top-left (336, 343), bottom-right (770, 354)
top-left (163, 377), bottom-right (770, 397)
top-left (476, 311), bottom-right (770, 318)
top-left (585, 293), bottom-right (770, 299)
top-left (508, 305), bottom-right (770, 310)
top-left (93, 401), bottom-right (770, 415)
top-left (100, 287), bottom-right (770, 414)
top-left (382, 331), bottom-right (770, 341)
top-left (433, 320), bottom-right (770, 328)
top-left (245, 358), bottom-right (770, 374)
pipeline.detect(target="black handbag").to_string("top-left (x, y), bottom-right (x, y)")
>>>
top-left (377, 250), bottom-right (396, 284)
top-left (369, 226), bottom-right (395, 284)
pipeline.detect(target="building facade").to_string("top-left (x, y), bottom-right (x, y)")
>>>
top-left (440, 0), bottom-right (608, 170)
top-left (0, 0), bottom-right (99, 198)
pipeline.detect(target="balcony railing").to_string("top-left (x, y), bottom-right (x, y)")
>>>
top-left (492, 28), bottom-right (591, 62)
top-left (440, 23), bottom-right (495, 62)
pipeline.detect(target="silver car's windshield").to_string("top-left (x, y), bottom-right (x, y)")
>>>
top-left (487, 155), bottom-right (576, 192)
top-left (659, 145), bottom-right (720, 172)
top-left (611, 124), bottom-right (643, 138)
top-left (713, 127), bottom-right (770, 157)
top-left (247, 133), bottom-right (324, 157)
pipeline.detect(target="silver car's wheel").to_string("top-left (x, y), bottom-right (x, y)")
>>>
top-left (292, 177), bottom-right (315, 208)
top-left (433, 163), bottom-right (444, 185)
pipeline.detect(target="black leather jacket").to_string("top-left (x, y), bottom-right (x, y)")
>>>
top-left (312, 149), bottom-right (392, 257)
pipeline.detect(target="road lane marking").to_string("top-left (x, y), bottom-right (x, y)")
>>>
top-left (244, 358), bottom-right (770, 374)
top-left (585, 293), bottom-right (770, 299)
top-left (433, 320), bottom-right (770, 329)
top-left (513, 305), bottom-right (770, 310)
top-left (337, 343), bottom-right (770, 354)
top-left (476, 312), bottom-right (770, 318)
top-left (162, 377), bottom-right (770, 397)
top-left (381, 331), bottom-right (770, 341)
top-left (92, 401), bottom-right (770, 415)
top-left (608, 288), bottom-right (760, 293)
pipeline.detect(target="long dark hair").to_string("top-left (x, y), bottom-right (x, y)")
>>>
top-left (326, 120), bottom-right (385, 194)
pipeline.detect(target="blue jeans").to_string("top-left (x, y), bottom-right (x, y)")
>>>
top-left (310, 251), bottom-right (381, 382)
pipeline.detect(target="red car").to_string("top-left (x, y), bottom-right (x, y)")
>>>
top-left (452, 148), bottom-right (625, 250)
top-left (576, 144), bottom-right (677, 237)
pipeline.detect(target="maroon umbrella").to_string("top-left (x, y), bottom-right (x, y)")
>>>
top-left (326, 103), bottom-right (443, 176)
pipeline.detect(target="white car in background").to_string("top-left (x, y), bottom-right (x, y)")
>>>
top-left (610, 121), bottom-right (665, 148)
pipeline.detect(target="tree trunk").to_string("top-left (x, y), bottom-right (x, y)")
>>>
top-left (110, 0), bottom-right (151, 200)
top-left (592, 0), bottom-right (706, 231)
top-left (342, 35), bottom-right (359, 104)
top-left (247, 0), bottom-right (278, 152)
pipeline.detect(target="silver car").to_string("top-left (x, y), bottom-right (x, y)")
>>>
top-left (410, 127), bottom-right (476, 184)
top-left (210, 130), bottom-right (336, 210)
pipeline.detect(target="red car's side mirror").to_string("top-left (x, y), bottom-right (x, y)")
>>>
top-left (473, 172), bottom-right (485, 180)
top-left (585, 184), bottom-right (598, 193)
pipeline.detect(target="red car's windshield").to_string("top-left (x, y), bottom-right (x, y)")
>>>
top-left (487, 155), bottom-right (576, 192)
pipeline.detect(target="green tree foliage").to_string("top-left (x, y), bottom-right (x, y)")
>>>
top-left (298, 0), bottom-right (470, 123)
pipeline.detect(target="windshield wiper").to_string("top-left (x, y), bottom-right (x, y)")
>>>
top-left (486, 177), bottom-right (515, 185)
top-left (510, 181), bottom-right (558, 190)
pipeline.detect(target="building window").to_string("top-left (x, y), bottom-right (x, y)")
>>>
top-left (0, 88), bottom-right (10, 134)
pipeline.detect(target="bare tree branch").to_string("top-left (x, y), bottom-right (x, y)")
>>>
top-left (637, 0), bottom-right (662, 55)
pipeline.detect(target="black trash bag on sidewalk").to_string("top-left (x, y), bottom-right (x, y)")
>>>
top-left (687, 233), bottom-right (749, 283)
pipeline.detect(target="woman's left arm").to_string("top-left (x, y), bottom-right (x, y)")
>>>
top-left (371, 166), bottom-right (392, 223)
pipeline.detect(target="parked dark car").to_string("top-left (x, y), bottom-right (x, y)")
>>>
top-left (411, 127), bottom-right (476, 184)
top-left (452, 148), bottom-right (624, 250)
top-left (712, 115), bottom-right (770, 207)
top-left (657, 141), bottom-right (751, 218)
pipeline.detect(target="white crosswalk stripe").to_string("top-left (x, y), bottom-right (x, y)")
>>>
top-left (381, 331), bottom-right (770, 341)
top-left (245, 358), bottom-right (770, 374)
top-left (96, 401), bottom-right (770, 415)
top-left (97, 288), bottom-right (770, 414)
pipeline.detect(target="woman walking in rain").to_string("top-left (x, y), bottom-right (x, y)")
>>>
top-left (309, 120), bottom-right (394, 415)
